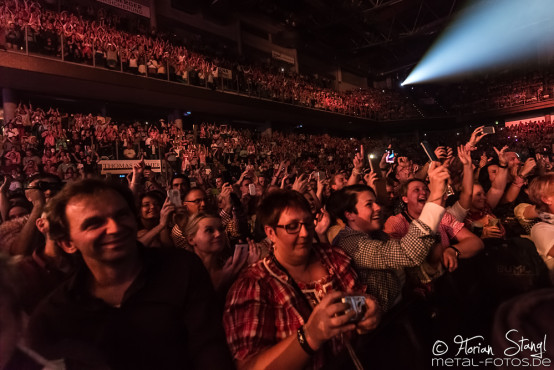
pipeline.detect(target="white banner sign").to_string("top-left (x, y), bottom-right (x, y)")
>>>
top-left (98, 159), bottom-right (161, 174)
top-left (96, 0), bottom-right (151, 18)
top-left (218, 67), bottom-right (233, 79)
top-left (272, 50), bottom-right (295, 65)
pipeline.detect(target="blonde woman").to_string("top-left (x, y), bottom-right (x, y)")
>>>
top-left (185, 213), bottom-right (259, 293)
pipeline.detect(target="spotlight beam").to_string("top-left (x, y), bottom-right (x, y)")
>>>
top-left (403, 0), bottom-right (554, 85)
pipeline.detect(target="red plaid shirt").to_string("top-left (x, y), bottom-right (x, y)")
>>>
top-left (223, 243), bottom-right (363, 369)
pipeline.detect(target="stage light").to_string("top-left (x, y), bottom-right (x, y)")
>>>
top-left (402, 0), bottom-right (554, 85)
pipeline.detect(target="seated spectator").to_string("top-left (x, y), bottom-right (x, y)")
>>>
top-left (27, 179), bottom-right (234, 369)
top-left (224, 190), bottom-right (379, 369)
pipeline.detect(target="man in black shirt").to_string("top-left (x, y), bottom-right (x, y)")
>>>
top-left (28, 179), bottom-right (233, 370)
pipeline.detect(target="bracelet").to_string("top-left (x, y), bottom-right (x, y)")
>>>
top-left (448, 245), bottom-right (461, 259)
top-left (297, 326), bottom-right (316, 355)
top-left (512, 176), bottom-right (525, 188)
top-left (498, 164), bottom-right (508, 168)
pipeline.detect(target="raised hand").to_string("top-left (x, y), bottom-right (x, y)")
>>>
top-left (353, 146), bottom-right (364, 171)
top-left (427, 161), bottom-right (450, 205)
top-left (132, 156), bottom-right (145, 179)
top-left (363, 171), bottom-right (378, 192)
top-left (468, 125), bottom-right (488, 148)
top-left (246, 238), bottom-right (262, 265)
top-left (457, 145), bottom-right (472, 166)
top-left (493, 145), bottom-right (509, 167)
top-left (0, 176), bottom-right (12, 194)
top-left (214, 252), bottom-right (247, 290)
top-left (520, 157), bottom-right (537, 178)
top-left (314, 208), bottom-right (331, 236)
top-left (479, 152), bottom-right (492, 169)
top-left (434, 146), bottom-right (447, 160)
top-left (160, 198), bottom-right (175, 227)
top-left (292, 174), bottom-right (308, 194)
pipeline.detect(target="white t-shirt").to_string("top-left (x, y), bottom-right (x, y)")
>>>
top-left (446, 201), bottom-right (469, 223)
top-left (530, 222), bottom-right (554, 270)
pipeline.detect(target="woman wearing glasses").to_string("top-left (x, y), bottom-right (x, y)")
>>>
top-left (224, 190), bottom-right (379, 370)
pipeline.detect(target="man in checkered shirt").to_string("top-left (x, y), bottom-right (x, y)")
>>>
top-left (332, 162), bottom-right (450, 312)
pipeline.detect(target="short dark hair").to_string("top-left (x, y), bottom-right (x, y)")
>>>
top-left (46, 179), bottom-right (136, 243)
top-left (171, 174), bottom-right (190, 187)
top-left (140, 190), bottom-right (164, 206)
top-left (257, 190), bottom-right (312, 228)
top-left (399, 178), bottom-right (427, 198)
top-left (335, 185), bottom-right (375, 223)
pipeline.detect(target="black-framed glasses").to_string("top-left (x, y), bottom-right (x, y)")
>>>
top-left (275, 220), bottom-right (316, 234)
top-left (184, 198), bottom-right (207, 205)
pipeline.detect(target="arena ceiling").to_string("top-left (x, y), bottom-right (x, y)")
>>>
top-left (229, 0), bottom-right (465, 78)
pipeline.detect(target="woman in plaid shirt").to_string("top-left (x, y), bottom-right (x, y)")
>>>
top-left (224, 190), bottom-right (380, 369)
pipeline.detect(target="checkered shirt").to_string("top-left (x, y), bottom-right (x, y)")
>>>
top-left (332, 221), bottom-right (436, 312)
top-left (224, 243), bottom-right (362, 369)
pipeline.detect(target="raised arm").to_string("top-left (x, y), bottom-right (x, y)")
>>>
top-left (457, 145), bottom-right (474, 210)
top-left (0, 177), bottom-right (11, 222)
top-left (137, 198), bottom-right (174, 247)
top-left (486, 146), bottom-right (509, 209)
top-left (347, 145), bottom-right (364, 186)
top-left (12, 187), bottom-right (45, 256)
top-left (502, 158), bottom-right (536, 204)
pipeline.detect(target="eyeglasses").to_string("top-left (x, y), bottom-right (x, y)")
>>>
top-left (275, 220), bottom-right (316, 234)
top-left (184, 198), bottom-right (207, 205)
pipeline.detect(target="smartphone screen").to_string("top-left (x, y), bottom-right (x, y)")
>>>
top-left (248, 183), bottom-right (256, 196)
top-left (483, 126), bottom-right (496, 134)
top-left (233, 244), bottom-right (248, 263)
top-left (421, 141), bottom-right (439, 162)
top-left (385, 150), bottom-right (395, 164)
top-left (167, 189), bottom-right (182, 205)
top-left (367, 154), bottom-right (375, 172)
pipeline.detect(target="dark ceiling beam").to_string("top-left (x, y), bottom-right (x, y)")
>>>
top-left (307, 0), bottom-right (401, 33)
top-left (411, 0), bottom-right (425, 33)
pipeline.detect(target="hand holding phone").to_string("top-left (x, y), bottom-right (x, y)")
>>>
top-left (341, 296), bottom-right (367, 323)
top-left (367, 154), bottom-right (375, 172)
top-left (233, 244), bottom-right (248, 264)
top-left (421, 141), bottom-right (439, 162)
top-left (384, 149), bottom-right (395, 164)
top-left (167, 189), bottom-right (182, 206)
top-left (482, 126), bottom-right (496, 135)
top-left (248, 183), bottom-right (257, 196)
